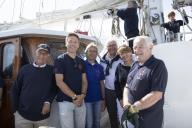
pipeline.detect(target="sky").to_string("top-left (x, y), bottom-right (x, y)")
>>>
top-left (0, 0), bottom-right (92, 23)
top-left (0, 0), bottom-right (191, 41)
top-left (0, 0), bottom-right (191, 22)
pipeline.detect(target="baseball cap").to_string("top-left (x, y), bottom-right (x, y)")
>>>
top-left (37, 44), bottom-right (50, 53)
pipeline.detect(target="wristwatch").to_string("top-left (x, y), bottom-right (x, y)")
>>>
top-left (72, 94), bottom-right (77, 100)
top-left (81, 92), bottom-right (86, 96)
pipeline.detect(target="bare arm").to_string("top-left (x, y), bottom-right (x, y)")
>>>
top-left (55, 74), bottom-right (76, 99)
top-left (133, 91), bottom-right (163, 110)
top-left (73, 73), bottom-right (88, 106)
top-left (123, 85), bottom-right (131, 107)
top-left (81, 73), bottom-right (87, 96)
top-left (100, 80), bottom-right (106, 111)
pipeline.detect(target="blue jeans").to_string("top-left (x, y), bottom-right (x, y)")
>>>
top-left (85, 101), bottom-right (102, 128)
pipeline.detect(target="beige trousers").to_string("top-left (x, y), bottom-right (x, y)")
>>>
top-left (15, 111), bottom-right (49, 128)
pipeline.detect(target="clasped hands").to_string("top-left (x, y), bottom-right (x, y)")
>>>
top-left (123, 104), bottom-right (139, 114)
top-left (73, 94), bottom-right (85, 107)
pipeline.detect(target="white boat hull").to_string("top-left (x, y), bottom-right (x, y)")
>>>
top-left (153, 41), bottom-right (192, 128)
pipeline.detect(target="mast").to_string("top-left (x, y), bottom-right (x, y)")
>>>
top-left (141, 0), bottom-right (165, 43)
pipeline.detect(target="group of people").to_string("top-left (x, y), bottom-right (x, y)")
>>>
top-left (10, 33), bottom-right (104, 128)
top-left (10, 31), bottom-right (168, 128)
top-left (100, 36), bottom-right (168, 128)
top-left (9, 1), bottom-right (176, 128)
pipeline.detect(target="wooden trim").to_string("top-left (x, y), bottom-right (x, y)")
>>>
top-left (0, 37), bottom-right (21, 80)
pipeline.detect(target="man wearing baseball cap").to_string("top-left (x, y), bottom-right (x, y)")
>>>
top-left (11, 43), bottom-right (57, 128)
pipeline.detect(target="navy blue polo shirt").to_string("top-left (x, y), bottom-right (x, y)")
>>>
top-left (84, 60), bottom-right (105, 102)
top-left (54, 53), bottom-right (86, 102)
top-left (126, 55), bottom-right (168, 128)
top-left (117, 8), bottom-right (139, 36)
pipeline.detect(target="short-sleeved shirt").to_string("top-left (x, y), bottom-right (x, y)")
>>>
top-left (126, 55), bottom-right (168, 128)
top-left (84, 60), bottom-right (105, 102)
top-left (0, 77), bottom-right (4, 88)
top-left (54, 53), bottom-right (86, 102)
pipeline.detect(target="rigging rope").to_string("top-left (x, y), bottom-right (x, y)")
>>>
top-left (19, 0), bottom-right (26, 18)
top-left (0, 0), bottom-right (6, 8)
top-left (11, 0), bottom-right (16, 23)
top-left (111, 16), bottom-right (131, 42)
top-left (111, 17), bottom-right (120, 36)
top-left (98, 14), bottom-right (105, 38)
top-left (38, 0), bottom-right (42, 27)
top-left (177, 8), bottom-right (192, 32)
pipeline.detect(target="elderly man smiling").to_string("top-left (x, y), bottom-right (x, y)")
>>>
top-left (123, 36), bottom-right (168, 128)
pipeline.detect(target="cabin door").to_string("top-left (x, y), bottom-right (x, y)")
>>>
top-left (0, 37), bottom-right (21, 128)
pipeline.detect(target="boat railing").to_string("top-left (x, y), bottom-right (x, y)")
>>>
top-left (177, 32), bottom-right (192, 42)
top-left (165, 31), bottom-right (192, 42)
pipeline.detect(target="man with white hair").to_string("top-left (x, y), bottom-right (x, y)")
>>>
top-left (100, 39), bottom-right (122, 128)
top-left (123, 36), bottom-right (168, 128)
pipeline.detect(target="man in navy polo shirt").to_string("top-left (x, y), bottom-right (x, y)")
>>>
top-left (123, 36), bottom-right (168, 128)
top-left (54, 33), bottom-right (88, 128)
top-left (0, 76), bottom-right (3, 109)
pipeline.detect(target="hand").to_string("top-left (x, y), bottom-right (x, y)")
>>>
top-left (107, 8), bottom-right (115, 16)
top-left (123, 104), bottom-right (130, 111)
top-left (41, 102), bottom-right (50, 115)
top-left (73, 95), bottom-right (84, 107)
top-left (160, 24), bottom-right (163, 27)
top-left (101, 100), bottom-right (106, 112)
top-left (128, 105), bottom-right (139, 114)
top-left (121, 105), bottom-right (140, 128)
top-left (182, 9), bottom-right (187, 16)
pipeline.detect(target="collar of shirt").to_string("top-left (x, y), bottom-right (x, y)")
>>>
top-left (85, 60), bottom-right (98, 66)
top-left (137, 55), bottom-right (154, 68)
top-left (33, 62), bottom-right (46, 68)
top-left (106, 54), bottom-right (118, 62)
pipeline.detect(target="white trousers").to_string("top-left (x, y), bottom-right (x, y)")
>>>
top-left (58, 101), bottom-right (86, 128)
